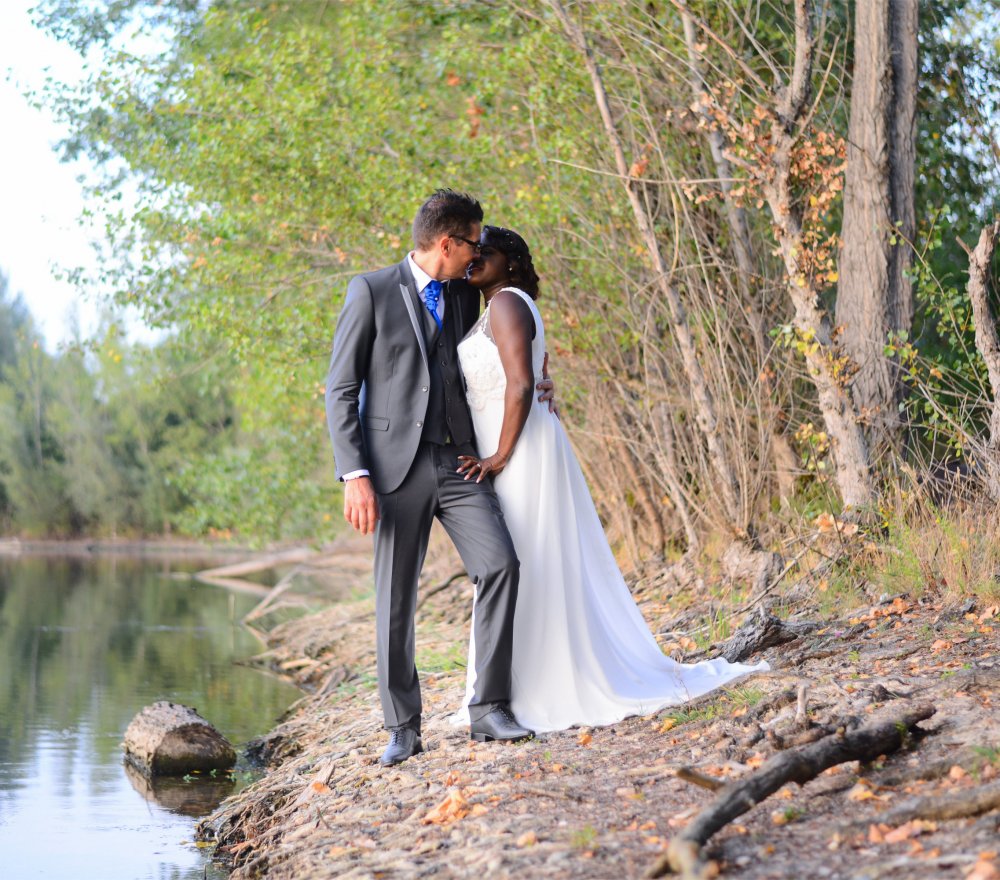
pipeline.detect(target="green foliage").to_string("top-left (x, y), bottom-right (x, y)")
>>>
top-left (29, 0), bottom-right (639, 538)
top-left (0, 273), bottom-right (258, 537)
top-left (24, 0), bottom-right (1000, 547)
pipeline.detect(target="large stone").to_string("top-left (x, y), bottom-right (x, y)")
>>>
top-left (123, 701), bottom-right (236, 776)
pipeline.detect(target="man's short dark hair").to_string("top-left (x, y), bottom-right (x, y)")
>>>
top-left (412, 189), bottom-right (484, 250)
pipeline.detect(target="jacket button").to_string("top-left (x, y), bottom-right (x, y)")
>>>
top-left (416, 420), bottom-right (423, 428)
top-left (421, 386), bottom-right (428, 393)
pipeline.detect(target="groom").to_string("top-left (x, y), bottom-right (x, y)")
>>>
top-left (325, 189), bottom-right (548, 766)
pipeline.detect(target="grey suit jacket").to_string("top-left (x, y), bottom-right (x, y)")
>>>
top-left (325, 258), bottom-right (481, 495)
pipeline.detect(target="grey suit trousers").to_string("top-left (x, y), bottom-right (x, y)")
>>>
top-left (374, 440), bottom-right (519, 732)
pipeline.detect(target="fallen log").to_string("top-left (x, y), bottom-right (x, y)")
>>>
top-left (124, 701), bottom-right (236, 776)
top-left (646, 702), bottom-right (936, 879)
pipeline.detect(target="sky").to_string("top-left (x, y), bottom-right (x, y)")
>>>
top-left (0, 0), bottom-right (107, 348)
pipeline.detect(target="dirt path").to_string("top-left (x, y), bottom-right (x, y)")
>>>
top-left (198, 544), bottom-right (1000, 880)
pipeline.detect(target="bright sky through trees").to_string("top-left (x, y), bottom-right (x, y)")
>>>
top-left (0, 0), bottom-right (100, 347)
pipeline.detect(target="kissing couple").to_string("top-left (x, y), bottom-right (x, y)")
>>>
top-left (325, 189), bottom-right (767, 767)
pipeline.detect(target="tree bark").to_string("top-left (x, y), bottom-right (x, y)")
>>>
top-left (836, 0), bottom-right (918, 451)
top-left (960, 220), bottom-right (1000, 499)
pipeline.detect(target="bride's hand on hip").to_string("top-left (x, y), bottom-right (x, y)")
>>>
top-left (536, 352), bottom-right (560, 418)
top-left (457, 453), bottom-right (508, 483)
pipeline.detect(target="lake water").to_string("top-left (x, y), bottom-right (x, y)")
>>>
top-left (0, 553), bottom-right (301, 880)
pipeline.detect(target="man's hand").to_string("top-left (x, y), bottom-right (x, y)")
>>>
top-left (536, 351), bottom-right (560, 418)
top-left (344, 476), bottom-right (380, 535)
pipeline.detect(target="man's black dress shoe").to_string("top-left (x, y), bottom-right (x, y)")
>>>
top-left (469, 704), bottom-right (534, 743)
top-left (380, 727), bottom-right (423, 766)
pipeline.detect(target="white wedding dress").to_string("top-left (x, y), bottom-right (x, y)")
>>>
top-left (454, 287), bottom-right (768, 733)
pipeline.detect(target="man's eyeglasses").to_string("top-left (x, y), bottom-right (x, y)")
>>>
top-left (451, 235), bottom-right (482, 253)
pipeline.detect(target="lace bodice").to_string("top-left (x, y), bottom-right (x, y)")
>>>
top-left (458, 287), bottom-right (546, 412)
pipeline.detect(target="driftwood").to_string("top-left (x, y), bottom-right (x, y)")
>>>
top-left (716, 605), bottom-right (815, 662)
top-left (647, 702), bottom-right (936, 879)
top-left (195, 548), bottom-right (317, 580)
top-left (124, 701), bottom-right (236, 776)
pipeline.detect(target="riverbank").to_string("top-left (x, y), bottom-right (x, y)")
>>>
top-left (0, 536), bottom-right (262, 558)
top-left (197, 532), bottom-right (1000, 880)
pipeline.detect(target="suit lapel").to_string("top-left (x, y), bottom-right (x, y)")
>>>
top-left (397, 260), bottom-right (429, 369)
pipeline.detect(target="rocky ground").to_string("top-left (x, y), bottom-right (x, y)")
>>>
top-left (197, 532), bottom-right (1000, 880)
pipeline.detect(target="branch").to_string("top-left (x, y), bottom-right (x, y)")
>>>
top-left (647, 703), bottom-right (936, 879)
top-left (783, 0), bottom-right (815, 124)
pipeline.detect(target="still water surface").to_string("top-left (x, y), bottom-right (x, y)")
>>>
top-left (0, 554), bottom-right (301, 880)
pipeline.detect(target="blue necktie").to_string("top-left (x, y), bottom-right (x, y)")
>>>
top-left (424, 280), bottom-right (443, 330)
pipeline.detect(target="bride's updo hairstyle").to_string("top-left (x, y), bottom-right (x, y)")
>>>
top-left (481, 225), bottom-right (540, 299)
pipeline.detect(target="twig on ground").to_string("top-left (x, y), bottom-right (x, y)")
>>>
top-left (646, 702), bottom-right (936, 879)
top-left (850, 779), bottom-right (1000, 829)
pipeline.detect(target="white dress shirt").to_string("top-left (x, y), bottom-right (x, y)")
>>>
top-left (342, 254), bottom-right (444, 482)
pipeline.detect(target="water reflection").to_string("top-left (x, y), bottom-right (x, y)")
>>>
top-left (123, 762), bottom-right (236, 818)
top-left (0, 554), bottom-right (300, 880)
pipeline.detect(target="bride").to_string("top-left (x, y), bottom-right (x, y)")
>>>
top-left (454, 226), bottom-right (767, 734)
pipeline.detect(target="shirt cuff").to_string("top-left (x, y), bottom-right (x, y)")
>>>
top-left (342, 469), bottom-right (370, 481)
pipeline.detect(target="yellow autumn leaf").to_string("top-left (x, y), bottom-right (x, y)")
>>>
top-left (422, 789), bottom-right (470, 825)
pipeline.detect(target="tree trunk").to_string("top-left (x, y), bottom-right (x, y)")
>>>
top-left (836, 0), bottom-right (918, 452)
top-left (960, 221), bottom-right (1000, 500)
top-left (123, 701), bottom-right (236, 776)
top-left (761, 0), bottom-right (874, 511)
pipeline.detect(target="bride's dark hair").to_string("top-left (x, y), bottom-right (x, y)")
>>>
top-left (481, 226), bottom-right (540, 299)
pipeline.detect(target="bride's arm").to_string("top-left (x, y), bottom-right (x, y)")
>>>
top-left (457, 290), bottom-right (536, 482)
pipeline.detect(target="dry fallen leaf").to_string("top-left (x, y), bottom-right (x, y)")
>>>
top-left (848, 783), bottom-right (887, 802)
top-left (516, 831), bottom-right (537, 847)
top-left (967, 860), bottom-right (1000, 880)
top-left (883, 820), bottom-right (937, 844)
top-left (310, 781), bottom-right (331, 794)
top-left (578, 732), bottom-right (593, 747)
top-left (444, 770), bottom-right (469, 787)
top-left (868, 823), bottom-right (887, 844)
top-left (422, 789), bottom-right (470, 825)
